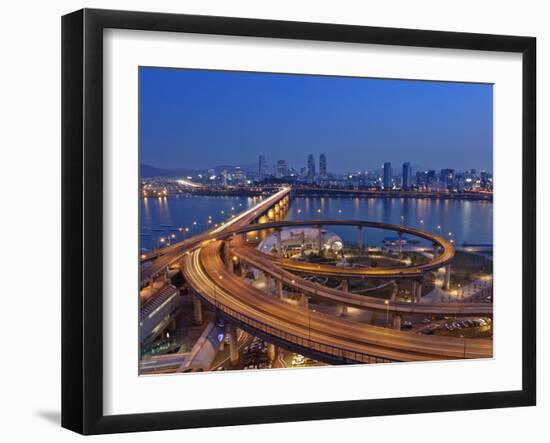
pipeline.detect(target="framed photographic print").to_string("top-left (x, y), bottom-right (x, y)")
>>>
top-left (61, 8), bottom-right (536, 435)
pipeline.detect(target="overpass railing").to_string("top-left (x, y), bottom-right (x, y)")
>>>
top-left (199, 294), bottom-right (396, 365)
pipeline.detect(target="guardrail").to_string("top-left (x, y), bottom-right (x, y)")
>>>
top-left (197, 291), bottom-right (396, 365)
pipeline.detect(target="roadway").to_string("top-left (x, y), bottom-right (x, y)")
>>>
top-left (140, 186), bottom-right (291, 284)
top-left (229, 236), bottom-right (492, 316)
top-left (182, 241), bottom-right (492, 363)
top-left (218, 219), bottom-right (455, 278)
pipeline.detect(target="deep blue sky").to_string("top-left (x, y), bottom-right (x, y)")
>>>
top-left (139, 67), bottom-right (493, 173)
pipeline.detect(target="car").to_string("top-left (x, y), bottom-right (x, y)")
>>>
top-left (401, 321), bottom-right (413, 330)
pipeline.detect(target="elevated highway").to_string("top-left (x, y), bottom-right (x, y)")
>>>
top-left (182, 241), bottom-right (492, 364)
top-left (140, 186), bottom-right (291, 285)
top-left (141, 186), bottom-right (492, 365)
top-left (221, 219), bottom-right (455, 279)
top-left (229, 237), bottom-right (492, 317)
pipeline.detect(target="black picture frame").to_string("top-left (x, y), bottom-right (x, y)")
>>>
top-left (62, 8), bottom-right (536, 435)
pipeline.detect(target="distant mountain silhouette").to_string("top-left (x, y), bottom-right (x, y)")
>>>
top-left (140, 163), bottom-right (257, 178)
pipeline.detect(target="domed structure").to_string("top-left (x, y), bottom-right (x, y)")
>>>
top-left (258, 227), bottom-right (343, 257)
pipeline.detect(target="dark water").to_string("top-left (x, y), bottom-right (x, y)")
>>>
top-left (140, 194), bottom-right (259, 251)
top-left (140, 195), bottom-right (492, 251)
top-left (286, 196), bottom-right (493, 247)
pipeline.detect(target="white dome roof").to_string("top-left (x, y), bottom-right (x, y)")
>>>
top-left (258, 227), bottom-right (342, 253)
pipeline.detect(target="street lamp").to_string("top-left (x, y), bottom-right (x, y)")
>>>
top-left (213, 273), bottom-right (223, 309)
top-left (158, 237), bottom-right (166, 249)
top-left (384, 300), bottom-right (390, 327)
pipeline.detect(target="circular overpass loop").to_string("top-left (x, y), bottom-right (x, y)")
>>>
top-left (182, 240), bottom-right (492, 363)
top-left (181, 219), bottom-right (492, 363)
top-left (218, 219), bottom-right (456, 279)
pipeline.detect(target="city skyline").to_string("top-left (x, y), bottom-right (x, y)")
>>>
top-left (139, 67), bottom-right (493, 173)
top-left (141, 153), bottom-right (493, 177)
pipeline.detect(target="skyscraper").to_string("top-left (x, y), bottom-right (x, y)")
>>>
top-left (383, 162), bottom-right (392, 190)
top-left (426, 170), bottom-right (437, 190)
top-left (319, 154), bottom-right (327, 177)
top-left (233, 166), bottom-right (245, 184)
top-left (276, 160), bottom-right (288, 178)
top-left (258, 154), bottom-right (266, 180)
top-left (307, 154), bottom-right (316, 178)
top-left (440, 169), bottom-right (455, 190)
top-left (480, 170), bottom-right (488, 190)
top-left (402, 162), bottom-right (412, 190)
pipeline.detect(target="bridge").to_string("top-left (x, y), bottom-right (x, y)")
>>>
top-left (140, 185), bottom-right (492, 366)
top-left (140, 186), bottom-right (292, 284)
top-left (181, 241), bottom-right (491, 363)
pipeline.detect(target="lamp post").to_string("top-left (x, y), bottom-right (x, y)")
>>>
top-left (213, 273), bottom-right (223, 309)
top-left (384, 300), bottom-right (390, 327)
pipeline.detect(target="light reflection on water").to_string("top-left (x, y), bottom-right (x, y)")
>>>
top-left (140, 194), bottom-right (256, 251)
top-left (139, 195), bottom-right (492, 251)
top-left (286, 197), bottom-right (492, 246)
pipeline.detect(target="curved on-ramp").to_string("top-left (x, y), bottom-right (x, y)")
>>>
top-left (182, 241), bottom-right (492, 364)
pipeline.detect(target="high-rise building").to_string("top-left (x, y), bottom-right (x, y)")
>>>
top-left (276, 160), bottom-right (288, 178)
top-left (416, 171), bottom-right (427, 189)
top-left (383, 162), bottom-right (392, 190)
top-left (402, 162), bottom-right (412, 190)
top-left (258, 154), bottom-right (266, 180)
top-left (426, 170), bottom-right (437, 190)
top-left (480, 170), bottom-right (488, 190)
top-left (319, 154), bottom-right (327, 177)
top-left (307, 154), bottom-right (316, 178)
top-left (219, 169), bottom-right (229, 187)
top-left (233, 166), bottom-right (245, 184)
top-left (456, 173), bottom-right (465, 192)
top-left (440, 169), bottom-right (455, 190)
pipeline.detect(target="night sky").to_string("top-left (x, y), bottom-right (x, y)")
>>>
top-left (139, 67), bottom-right (493, 174)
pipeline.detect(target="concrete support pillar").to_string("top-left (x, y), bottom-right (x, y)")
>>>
top-left (267, 343), bottom-right (276, 362)
top-left (265, 274), bottom-right (272, 294)
top-left (416, 280), bottom-right (423, 302)
top-left (228, 324), bottom-right (240, 365)
top-left (300, 293), bottom-right (309, 309)
top-left (398, 231), bottom-right (403, 255)
top-left (275, 229), bottom-right (283, 257)
top-left (392, 314), bottom-right (402, 330)
top-left (226, 249), bottom-right (235, 273)
top-left (340, 279), bottom-right (349, 316)
top-left (358, 226), bottom-right (363, 251)
top-left (411, 281), bottom-right (418, 304)
top-left (390, 286), bottom-right (398, 302)
top-left (276, 279), bottom-right (284, 299)
top-left (193, 294), bottom-right (203, 325)
top-left (341, 279), bottom-right (349, 292)
top-left (444, 265), bottom-right (451, 290)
